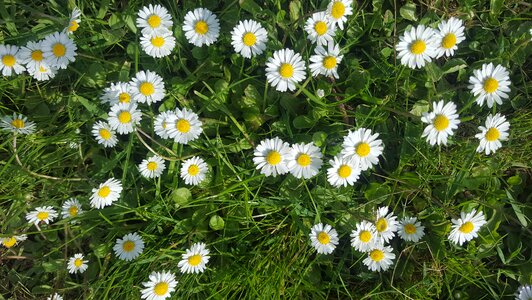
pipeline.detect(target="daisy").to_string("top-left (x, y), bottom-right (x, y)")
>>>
top-left (350, 220), bottom-right (381, 252)
top-left (230, 19), bottom-right (268, 58)
top-left (305, 11), bottom-right (335, 46)
top-left (141, 271), bottom-right (177, 300)
top-left (475, 113), bottom-right (510, 155)
top-left (178, 242), bottom-right (210, 274)
top-left (468, 63), bottom-right (511, 108)
top-left (341, 128), bottom-right (384, 171)
top-left (180, 156), bottom-right (208, 186)
top-left (0, 44), bottom-right (25, 76)
top-left (140, 31), bottom-right (176, 58)
top-left (136, 4), bottom-right (173, 36)
top-left (309, 223), bottom-right (339, 255)
top-left (26, 206), bottom-right (58, 226)
top-left (420, 100), bottom-right (460, 146)
top-left (374, 206), bottom-right (398, 244)
top-left (18, 40), bottom-right (47, 72)
top-left (166, 108), bottom-right (203, 144)
top-left (30, 64), bottom-right (57, 81)
top-left (42, 31), bottom-right (77, 69)
top-left (113, 232), bottom-right (145, 261)
top-left (434, 17), bottom-right (465, 58)
top-left (47, 293), bottom-right (63, 300)
top-left (139, 155), bottom-right (166, 179)
top-left (1, 113), bottom-right (36, 135)
top-left (153, 110), bottom-right (176, 139)
top-left (67, 253), bottom-right (88, 274)
top-left (90, 178), bottom-right (123, 209)
top-left (516, 285), bottom-right (532, 300)
top-left (253, 137), bottom-right (292, 177)
top-left (92, 121), bottom-right (118, 148)
top-left (396, 25), bottom-right (437, 69)
top-left (287, 142), bottom-right (323, 179)
top-left (108, 102), bottom-right (142, 135)
top-left (266, 48), bottom-right (307, 92)
top-left (61, 198), bottom-right (83, 219)
top-left (448, 208), bottom-right (487, 246)
top-left (101, 82), bottom-right (135, 105)
top-left (326, 0), bottom-right (353, 30)
top-left (130, 70), bottom-right (166, 105)
top-left (397, 217), bottom-right (425, 242)
top-left (65, 7), bottom-right (82, 34)
top-left (326, 155), bottom-right (361, 187)
top-left (183, 8), bottom-right (220, 47)
top-left (1, 234), bottom-right (27, 249)
top-left (309, 41), bottom-right (343, 79)
top-left (363, 245), bottom-right (395, 272)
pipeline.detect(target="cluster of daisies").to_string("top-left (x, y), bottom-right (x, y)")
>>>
top-left (137, 4), bottom-right (176, 58)
top-left (0, 8), bottom-right (80, 80)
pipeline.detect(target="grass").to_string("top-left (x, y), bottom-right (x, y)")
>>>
top-left (1, 0), bottom-right (531, 299)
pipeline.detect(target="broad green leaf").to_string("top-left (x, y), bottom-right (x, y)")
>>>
top-left (399, 3), bottom-right (417, 21)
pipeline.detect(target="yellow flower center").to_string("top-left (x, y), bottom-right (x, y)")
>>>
top-left (2, 55), bottom-right (15, 67)
top-left (153, 282), bottom-right (169, 296)
top-left (317, 232), bottom-right (330, 245)
top-left (433, 114), bottom-right (450, 131)
top-left (37, 211), bottom-right (49, 221)
top-left (3, 237), bottom-right (17, 248)
top-left (118, 111), bottom-right (132, 124)
top-left (314, 21), bottom-right (327, 36)
top-left (99, 129), bottom-right (111, 140)
top-left (39, 65), bottom-right (47, 72)
top-left (485, 127), bottom-right (500, 142)
top-left (151, 36), bottom-right (165, 47)
top-left (147, 15), bottom-right (161, 28)
top-left (359, 230), bottom-right (372, 243)
top-left (355, 142), bottom-right (370, 157)
top-left (162, 121), bottom-right (167, 129)
top-left (69, 20), bottom-right (79, 32)
top-left (279, 63), bottom-right (294, 79)
top-left (376, 218), bottom-right (388, 232)
top-left (118, 92), bottom-right (131, 103)
top-left (122, 241), bottom-right (135, 252)
top-left (483, 77), bottom-right (499, 93)
top-left (195, 20), bottom-right (209, 35)
top-left (176, 119), bottom-right (191, 133)
top-left (410, 40), bottom-right (426, 55)
top-left (296, 153), bottom-right (311, 167)
top-left (370, 249), bottom-right (384, 262)
top-left (337, 165), bottom-right (351, 178)
top-left (52, 43), bottom-right (66, 57)
top-left (31, 50), bottom-right (43, 61)
top-left (69, 206), bottom-right (78, 216)
top-left (331, 1), bottom-right (346, 19)
top-left (404, 224), bottom-right (417, 234)
top-left (11, 119), bottom-right (25, 129)
top-left (459, 221), bottom-right (474, 233)
top-left (188, 164), bottom-right (199, 176)
top-left (74, 258), bottom-right (83, 267)
top-left (139, 82), bottom-right (155, 96)
top-left (98, 186), bottom-right (111, 198)
top-left (441, 33), bottom-right (456, 49)
top-left (147, 161), bottom-right (158, 171)
top-left (322, 56), bottom-right (337, 70)
top-left (188, 254), bottom-right (202, 266)
top-left (266, 151), bottom-right (281, 165)
top-left (242, 32), bottom-right (257, 46)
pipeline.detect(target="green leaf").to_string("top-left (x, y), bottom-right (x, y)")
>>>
top-left (399, 3), bottom-right (417, 21)
top-left (442, 58), bottom-right (468, 74)
top-left (312, 132), bottom-right (327, 147)
top-left (490, 0), bottom-right (504, 18)
top-left (506, 190), bottom-right (528, 227)
top-left (289, 0), bottom-right (302, 22)
top-left (209, 215), bottom-right (225, 231)
top-left (293, 115), bottom-right (314, 129)
top-left (172, 188), bottom-right (192, 207)
top-left (239, 0), bottom-right (261, 15)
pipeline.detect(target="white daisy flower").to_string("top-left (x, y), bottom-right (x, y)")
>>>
top-left (130, 70), bottom-right (166, 105)
top-left (30, 64), bottom-right (57, 81)
top-left (475, 113), bottom-right (510, 155)
top-left (287, 142), bottom-right (323, 179)
top-left (61, 198), bottom-right (83, 219)
top-left (516, 285), bottom-right (532, 300)
top-left (26, 206), bottom-right (58, 226)
top-left (113, 232), bottom-right (145, 261)
top-left (266, 48), bottom-right (307, 92)
top-left (468, 63), bottom-right (511, 108)
top-left (183, 8), bottom-right (220, 47)
top-left (101, 82), bottom-right (135, 106)
top-left (42, 31), bottom-right (77, 69)
top-left (350, 220), bottom-right (381, 252)
top-left (139, 155), bottom-right (166, 179)
top-left (326, 0), bottom-right (353, 30)
top-left (230, 19), bottom-right (268, 58)
top-left (363, 245), bottom-right (395, 272)
top-left (309, 223), bottom-right (339, 255)
top-left (326, 155), bottom-right (361, 187)
top-left (0, 44), bottom-right (25, 76)
top-left (340, 128), bottom-right (384, 171)
top-left (1, 113), bottom-right (36, 135)
top-left (309, 41), bottom-right (343, 79)
top-left (434, 17), bottom-right (465, 58)
top-left (166, 108), bottom-right (203, 144)
top-left (396, 25), bottom-right (438, 69)
top-left (305, 11), bottom-right (335, 46)
top-left (141, 271), bottom-right (177, 300)
top-left (180, 156), bottom-right (208, 186)
top-left (374, 206), bottom-right (398, 244)
top-left (92, 120), bottom-right (118, 148)
top-left (140, 31), bottom-right (176, 58)
top-left (420, 100), bottom-right (460, 146)
top-left (90, 178), bottom-right (123, 209)
top-left (1, 234), bottom-right (27, 249)
top-left (153, 110), bottom-right (176, 139)
top-left (108, 102), bottom-right (142, 135)
top-left (448, 208), bottom-right (487, 246)
top-left (18, 40), bottom-right (47, 72)
top-left (64, 7), bottom-right (82, 34)
top-left (397, 217), bottom-right (425, 242)
top-left (67, 253), bottom-right (88, 274)
top-left (47, 293), bottom-right (63, 300)
top-left (136, 4), bottom-right (174, 36)
top-left (253, 137), bottom-right (292, 177)
top-left (178, 242), bottom-right (210, 274)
